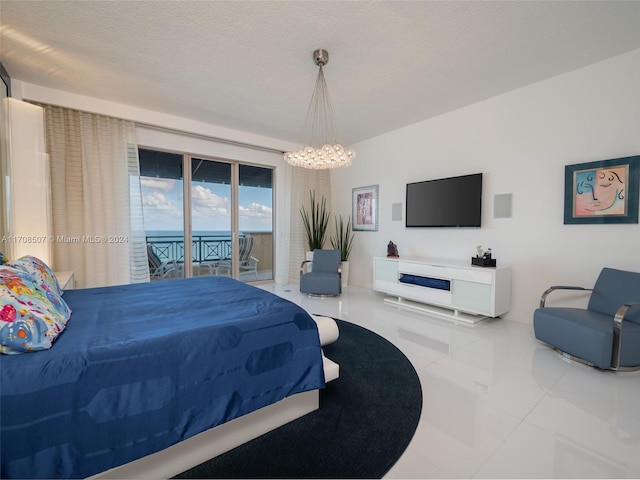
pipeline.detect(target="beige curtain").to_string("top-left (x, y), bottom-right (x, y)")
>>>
top-left (40, 105), bottom-right (149, 288)
top-left (288, 167), bottom-right (332, 283)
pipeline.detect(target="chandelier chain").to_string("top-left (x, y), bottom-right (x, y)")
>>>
top-left (284, 49), bottom-right (355, 169)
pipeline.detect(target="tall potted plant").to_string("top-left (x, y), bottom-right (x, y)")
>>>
top-left (300, 191), bottom-right (330, 260)
top-left (330, 214), bottom-right (354, 288)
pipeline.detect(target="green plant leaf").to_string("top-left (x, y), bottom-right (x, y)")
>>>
top-left (330, 214), bottom-right (354, 261)
top-left (300, 190), bottom-right (330, 250)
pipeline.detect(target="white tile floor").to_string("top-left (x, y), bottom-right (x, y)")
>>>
top-left (259, 283), bottom-right (640, 479)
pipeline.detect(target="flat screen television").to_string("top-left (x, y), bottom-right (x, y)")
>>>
top-left (406, 173), bottom-right (482, 228)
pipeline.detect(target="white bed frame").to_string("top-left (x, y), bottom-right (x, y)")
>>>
top-left (92, 390), bottom-right (319, 479)
top-left (91, 315), bottom-right (339, 479)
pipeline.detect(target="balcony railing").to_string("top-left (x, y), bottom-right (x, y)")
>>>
top-left (147, 232), bottom-right (273, 275)
top-left (146, 234), bottom-right (234, 264)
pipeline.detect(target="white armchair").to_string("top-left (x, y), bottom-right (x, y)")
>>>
top-left (147, 245), bottom-right (181, 280)
top-left (218, 235), bottom-right (259, 279)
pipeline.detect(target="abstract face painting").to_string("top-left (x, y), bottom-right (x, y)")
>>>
top-left (564, 156), bottom-right (639, 225)
top-left (573, 166), bottom-right (627, 217)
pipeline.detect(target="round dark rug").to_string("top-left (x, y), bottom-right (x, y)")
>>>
top-left (175, 319), bottom-right (422, 479)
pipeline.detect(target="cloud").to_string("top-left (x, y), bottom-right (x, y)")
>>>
top-left (192, 185), bottom-right (229, 218)
top-left (141, 177), bottom-right (175, 191)
top-left (141, 182), bottom-right (273, 231)
top-left (143, 191), bottom-right (181, 215)
top-left (240, 202), bottom-right (272, 219)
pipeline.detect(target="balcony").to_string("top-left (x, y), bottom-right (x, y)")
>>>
top-left (146, 232), bottom-right (273, 282)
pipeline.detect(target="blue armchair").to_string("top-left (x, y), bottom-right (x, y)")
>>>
top-left (300, 249), bottom-right (342, 296)
top-left (533, 268), bottom-right (640, 371)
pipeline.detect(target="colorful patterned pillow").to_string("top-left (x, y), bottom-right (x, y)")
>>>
top-left (8, 255), bottom-right (63, 297)
top-left (0, 266), bottom-right (72, 354)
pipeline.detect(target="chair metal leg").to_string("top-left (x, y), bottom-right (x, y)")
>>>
top-left (554, 349), bottom-right (597, 368)
top-left (553, 349), bottom-right (640, 372)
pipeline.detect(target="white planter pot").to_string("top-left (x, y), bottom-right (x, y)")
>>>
top-left (305, 251), bottom-right (314, 272)
top-left (340, 260), bottom-right (349, 288)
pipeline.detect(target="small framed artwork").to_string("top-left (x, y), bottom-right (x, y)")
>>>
top-left (564, 155), bottom-right (639, 224)
top-left (352, 185), bottom-right (379, 231)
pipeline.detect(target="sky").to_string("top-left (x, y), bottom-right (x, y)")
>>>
top-left (141, 176), bottom-right (273, 233)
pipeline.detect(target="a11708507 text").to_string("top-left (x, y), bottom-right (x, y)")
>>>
top-left (1, 235), bottom-right (129, 244)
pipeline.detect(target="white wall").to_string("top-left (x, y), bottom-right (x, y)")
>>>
top-left (3, 99), bottom-right (51, 264)
top-left (331, 49), bottom-right (640, 324)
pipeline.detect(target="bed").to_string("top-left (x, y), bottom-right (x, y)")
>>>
top-left (1, 274), bottom-right (332, 479)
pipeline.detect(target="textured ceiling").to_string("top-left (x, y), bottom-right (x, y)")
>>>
top-left (1, 1), bottom-right (639, 147)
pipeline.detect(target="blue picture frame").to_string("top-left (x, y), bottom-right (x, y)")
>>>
top-left (564, 155), bottom-right (639, 224)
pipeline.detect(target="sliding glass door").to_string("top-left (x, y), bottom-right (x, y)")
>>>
top-left (190, 158), bottom-right (232, 278)
top-left (139, 149), bottom-right (185, 280)
top-left (238, 164), bottom-right (273, 281)
top-left (139, 148), bottom-right (273, 283)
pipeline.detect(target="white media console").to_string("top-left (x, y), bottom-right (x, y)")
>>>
top-left (373, 257), bottom-right (511, 324)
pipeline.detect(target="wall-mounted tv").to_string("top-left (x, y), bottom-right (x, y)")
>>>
top-left (406, 173), bottom-right (482, 228)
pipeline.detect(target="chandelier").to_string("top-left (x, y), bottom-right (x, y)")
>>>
top-left (284, 49), bottom-right (356, 169)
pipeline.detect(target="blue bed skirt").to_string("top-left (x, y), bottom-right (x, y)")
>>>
top-left (1, 277), bottom-right (325, 479)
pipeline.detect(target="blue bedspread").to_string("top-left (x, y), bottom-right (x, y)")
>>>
top-left (0, 276), bottom-right (325, 479)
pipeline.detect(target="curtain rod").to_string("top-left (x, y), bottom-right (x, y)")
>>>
top-left (135, 122), bottom-right (286, 156)
top-left (28, 100), bottom-right (286, 156)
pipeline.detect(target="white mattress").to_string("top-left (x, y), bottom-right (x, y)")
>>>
top-left (311, 314), bottom-right (340, 382)
top-left (311, 314), bottom-right (340, 346)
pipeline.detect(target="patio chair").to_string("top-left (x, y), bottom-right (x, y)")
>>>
top-left (147, 244), bottom-right (181, 280)
top-left (218, 235), bottom-right (259, 279)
